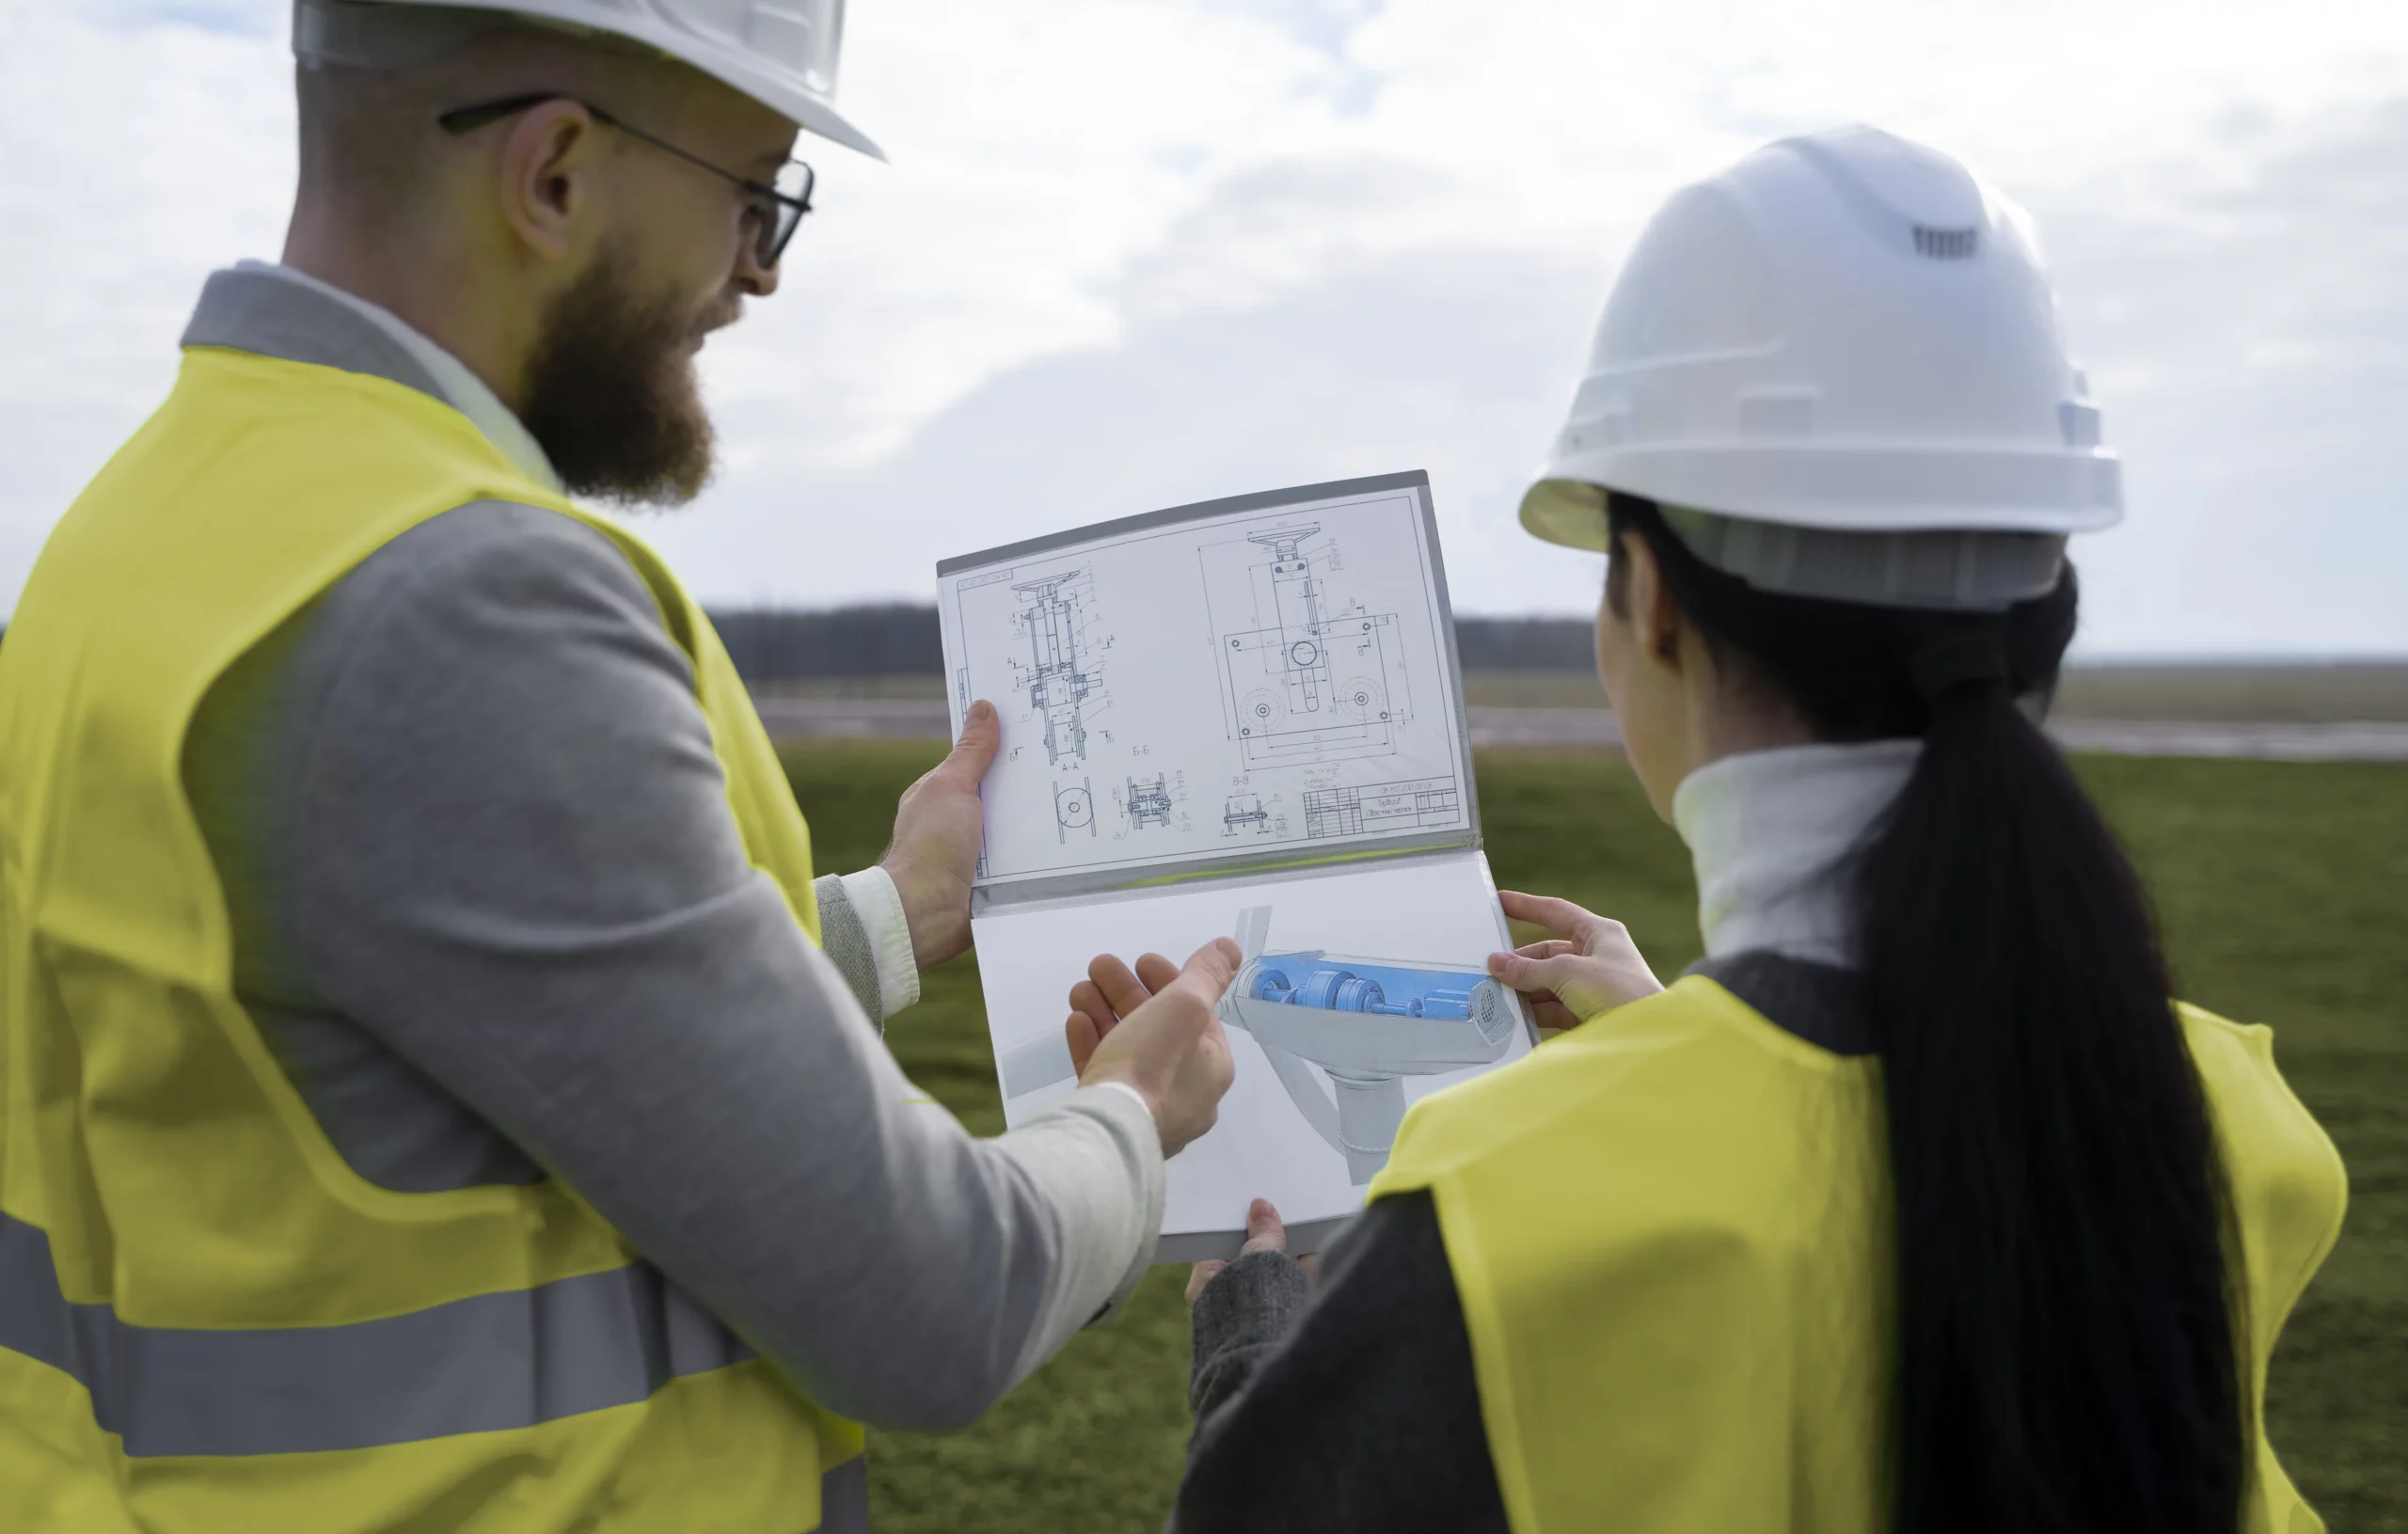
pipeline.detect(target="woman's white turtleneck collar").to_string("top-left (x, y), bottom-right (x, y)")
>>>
top-left (1669, 739), bottom-right (1924, 968)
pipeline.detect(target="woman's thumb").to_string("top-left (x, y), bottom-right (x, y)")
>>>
top-left (1488, 949), bottom-right (1568, 993)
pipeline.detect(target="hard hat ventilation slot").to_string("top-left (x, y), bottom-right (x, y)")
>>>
top-left (1911, 227), bottom-right (1979, 260)
top-left (2058, 401), bottom-right (2102, 448)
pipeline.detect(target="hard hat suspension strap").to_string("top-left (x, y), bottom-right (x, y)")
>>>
top-left (1658, 503), bottom-right (2067, 613)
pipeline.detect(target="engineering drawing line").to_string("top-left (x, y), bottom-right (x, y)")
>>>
top-left (1012, 573), bottom-right (1095, 766)
top-left (1216, 524), bottom-right (1408, 769)
top-left (1127, 775), bottom-right (1174, 830)
top-left (1219, 907), bottom-right (1518, 1184)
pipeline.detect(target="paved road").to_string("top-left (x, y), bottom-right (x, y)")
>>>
top-left (751, 697), bottom-right (958, 739)
top-left (2046, 720), bottom-right (2408, 763)
top-left (750, 696), bottom-right (2408, 763)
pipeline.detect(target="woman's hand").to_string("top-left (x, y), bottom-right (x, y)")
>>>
top-left (1487, 890), bottom-right (1666, 1029)
top-left (1187, 1198), bottom-right (1315, 1305)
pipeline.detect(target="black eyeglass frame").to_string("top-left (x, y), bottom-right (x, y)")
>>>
top-left (437, 93), bottom-right (816, 268)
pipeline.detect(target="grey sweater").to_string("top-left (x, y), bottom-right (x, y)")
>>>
top-left (173, 264), bottom-right (1161, 1433)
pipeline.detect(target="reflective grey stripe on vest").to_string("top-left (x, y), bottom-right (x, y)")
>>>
top-left (0, 1210), bottom-right (780, 1461)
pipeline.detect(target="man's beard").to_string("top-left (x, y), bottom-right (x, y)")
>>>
top-left (519, 242), bottom-right (724, 507)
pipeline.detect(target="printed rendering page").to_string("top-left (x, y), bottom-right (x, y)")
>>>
top-left (938, 474), bottom-right (1471, 894)
top-left (971, 851), bottom-right (1536, 1259)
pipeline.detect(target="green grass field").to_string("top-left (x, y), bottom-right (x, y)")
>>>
top-left (781, 742), bottom-right (2408, 1532)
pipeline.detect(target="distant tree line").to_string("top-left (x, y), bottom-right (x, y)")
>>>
top-left (1452, 614), bottom-right (1594, 671)
top-left (0, 611), bottom-right (1592, 673)
top-left (710, 604), bottom-right (945, 679)
top-left (706, 604), bottom-right (1592, 681)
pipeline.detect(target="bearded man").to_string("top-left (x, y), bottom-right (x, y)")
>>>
top-left (0, 4), bottom-right (1238, 1529)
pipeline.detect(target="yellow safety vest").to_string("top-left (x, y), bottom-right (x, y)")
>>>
top-left (1372, 974), bottom-right (2348, 1534)
top-left (0, 345), bottom-right (863, 1531)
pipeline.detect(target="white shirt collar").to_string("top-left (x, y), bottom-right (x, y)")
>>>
top-left (1670, 738), bottom-right (1923, 968)
top-left (234, 261), bottom-right (565, 495)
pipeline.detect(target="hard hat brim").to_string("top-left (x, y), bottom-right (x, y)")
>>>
top-left (368, 0), bottom-right (887, 161)
top-left (1518, 479), bottom-right (1612, 554)
top-left (682, 38), bottom-right (886, 162)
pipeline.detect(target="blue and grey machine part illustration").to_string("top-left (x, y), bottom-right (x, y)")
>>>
top-left (992, 908), bottom-right (1518, 1184)
top-left (1221, 906), bottom-right (1517, 1183)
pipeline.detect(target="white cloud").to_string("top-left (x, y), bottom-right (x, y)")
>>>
top-left (5, 0), bottom-right (2406, 654)
top-left (2033, 96), bottom-right (2408, 653)
top-left (0, 3), bottom-right (296, 590)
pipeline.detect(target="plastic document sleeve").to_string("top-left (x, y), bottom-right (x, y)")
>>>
top-left (937, 472), bottom-right (1536, 1259)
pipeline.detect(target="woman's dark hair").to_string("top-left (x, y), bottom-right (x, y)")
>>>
top-left (1605, 493), bottom-right (2243, 1533)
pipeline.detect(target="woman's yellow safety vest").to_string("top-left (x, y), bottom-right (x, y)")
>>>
top-left (0, 347), bottom-right (863, 1531)
top-left (1371, 974), bottom-right (2348, 1534)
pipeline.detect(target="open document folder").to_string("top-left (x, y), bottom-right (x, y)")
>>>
top-left (937, 471), bottom-right (1537, 1261)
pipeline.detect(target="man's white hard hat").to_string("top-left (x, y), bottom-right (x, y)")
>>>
top-left (293, 0), bottom-right (882, 161)
top-left (1522, 125), bottom-right (2117, 610)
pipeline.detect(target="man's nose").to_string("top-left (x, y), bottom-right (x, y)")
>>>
top-left (735, 238), bottom-right (782, 299)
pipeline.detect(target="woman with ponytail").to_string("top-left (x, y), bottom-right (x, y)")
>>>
top-left (1089, 127), bottom-right (2348, 1532)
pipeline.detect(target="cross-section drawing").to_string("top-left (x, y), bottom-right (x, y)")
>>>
top-left (1222, 794), bottom-right (1271, 835)
top-left (1054, 779), bottom-right (1096, 843)
top-left (1010, 570), bottom-right (1098, 766)
top-left (1126, 774), bottom-right (1174, 830)
top-left (1211, 524), bottom-right (1410, 769)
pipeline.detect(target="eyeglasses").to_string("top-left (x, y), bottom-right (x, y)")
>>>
top-left (437, 94), bottom-right (816, 268)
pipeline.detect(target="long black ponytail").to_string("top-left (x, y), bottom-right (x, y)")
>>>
top-left (1607, 493), bottom-right (2244, 1533)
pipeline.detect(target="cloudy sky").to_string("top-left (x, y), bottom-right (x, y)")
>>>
top-left (4, 0), bottom-right (2404, 654)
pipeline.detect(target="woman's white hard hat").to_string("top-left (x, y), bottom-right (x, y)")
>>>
top-left (1523, 125), bottom-right (2117, 610)
top-left (293, 0), bottom-right (883, 161)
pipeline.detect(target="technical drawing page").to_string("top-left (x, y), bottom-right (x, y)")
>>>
top-left (971, 853), bottom-right (1535, 1256)
top-left (937, 480), bottom-right (1471, 891)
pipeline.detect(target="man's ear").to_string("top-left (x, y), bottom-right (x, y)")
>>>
top-left (1619, 530), bottom-right (1686, 671)
top-left (494, 100), bottom-right (605, 262)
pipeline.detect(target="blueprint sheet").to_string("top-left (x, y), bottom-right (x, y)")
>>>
top-left (937, 473), bottom-right (1474, 895)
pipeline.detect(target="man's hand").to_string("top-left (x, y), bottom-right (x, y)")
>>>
top-left (1487, 890), bottom-right (1666, 1029)
top-left (879, 701), bottom-right (1000, 971)
top-left (1065, 939), bottom-right (1241, 1158)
